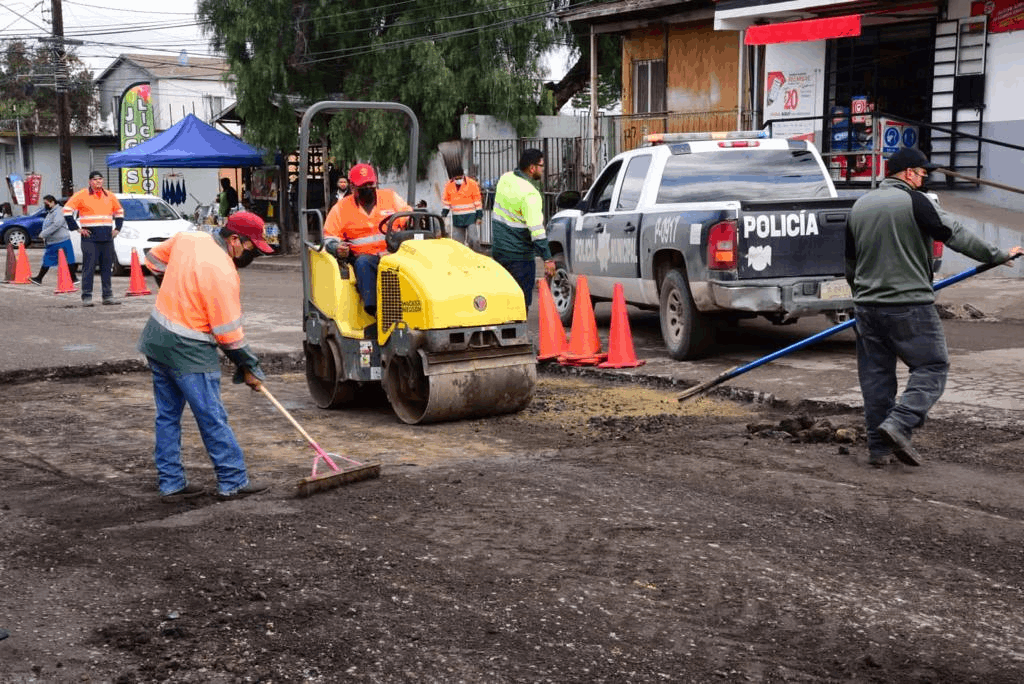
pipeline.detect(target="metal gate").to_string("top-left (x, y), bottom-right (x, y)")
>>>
top-left (469, 136), bottom-right (598, 247)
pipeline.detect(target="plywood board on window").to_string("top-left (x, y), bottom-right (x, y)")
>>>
top-left (622, 22), bottom-right (739, 116)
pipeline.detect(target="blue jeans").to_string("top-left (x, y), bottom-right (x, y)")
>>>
top-left (80, 239), bottom-right (114, 300)
top-left (148, 358), bottom-right (250, 496)
top-left (854, 304), bottom-right (949, 457)
top-left (495, 258), bottom-right (536, 309)
top-left (353, 254), bottom-right (381, 311)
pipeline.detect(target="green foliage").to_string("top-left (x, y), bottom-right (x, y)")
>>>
top-left (569, 35), bottom-right (622, 111)
top-left (197, 0), bottom-right (564, 175)
top-left (0, 41), bottom-right (97, 134)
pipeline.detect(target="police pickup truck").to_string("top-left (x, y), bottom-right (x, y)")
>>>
top-left (548, 131), bottom-right (860, 360)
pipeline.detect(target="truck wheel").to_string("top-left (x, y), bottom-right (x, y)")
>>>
top-left (550, 255), bottom-right (577, 326)
top-left (659, 268), bottom-right (713, 360)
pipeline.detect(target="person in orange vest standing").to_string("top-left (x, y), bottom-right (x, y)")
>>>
top-left (138, 211), bottom-right (275, 502)
top-left (441, 165), bottom-right (483, 249)
top-left (63, 170), bottom-right (124, 306)
top-left (322, 163), bottom-right (410, 315)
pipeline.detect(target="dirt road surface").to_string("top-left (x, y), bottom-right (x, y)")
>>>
top-left (4, 367), bottom-right (1024, 683)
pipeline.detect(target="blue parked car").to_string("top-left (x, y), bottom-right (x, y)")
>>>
top-left (0, 207), bottom-right (47, 247)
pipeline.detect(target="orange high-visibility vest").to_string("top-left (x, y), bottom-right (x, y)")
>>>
top-left (144, 232), bottom-right (247, 350)
top-left (323, 189), bottom-right (410, 255)
top-left (63, 188), bottom-right (124, 230)
top-left (442, 177), bottom-right (483, 220)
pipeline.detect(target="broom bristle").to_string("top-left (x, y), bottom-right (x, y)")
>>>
top-left (295, 463), bottom-right (381, 497)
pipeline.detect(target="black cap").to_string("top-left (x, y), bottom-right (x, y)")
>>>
top-left (888, 148), bottom-right (937, 175)
top-left (88, 170), bottom-right (104, 179)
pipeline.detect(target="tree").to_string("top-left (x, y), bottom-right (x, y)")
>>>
top-left (197, 0), bottom-right (618, 174)
top-left (0, 41), bottom-right (97, 135)
top-left (547, 34), bottom-right (622, 113)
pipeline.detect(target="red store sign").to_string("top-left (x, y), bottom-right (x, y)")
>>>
top-left (971, 0), bottom-right (1024, 33)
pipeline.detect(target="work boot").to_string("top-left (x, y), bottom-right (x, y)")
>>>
top-left (868, 452), bottom-right (892, 468)
top-left (161, 482), bottom-right (206, 503)
top-left (217, 480), bottom-right (271, 501)
top-left (878, 422), bottom-right (921, 466)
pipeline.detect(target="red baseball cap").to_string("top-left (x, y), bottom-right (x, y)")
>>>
top-left (225, 211), bottom-right (274, 253)
top-left (348, 163), bottom-right (377, 187)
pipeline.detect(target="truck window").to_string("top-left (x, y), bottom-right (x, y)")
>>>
top-left (616, 155), bottom-right (652, 211)
top-left (586, 160), bottom-right (622, 213)
top-left (656, 149), bottom-right (832, 203)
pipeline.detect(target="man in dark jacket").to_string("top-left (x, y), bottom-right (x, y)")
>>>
top-left (845, 147), bottom-right (1022, 468)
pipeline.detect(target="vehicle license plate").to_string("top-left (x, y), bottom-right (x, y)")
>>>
top-left (819, 279), bottom-right (852, 301)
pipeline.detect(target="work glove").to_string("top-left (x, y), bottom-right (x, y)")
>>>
top-left (224, 345), bottom-right (266, 386)
top-left (323, 236), bottom-right (350, 260)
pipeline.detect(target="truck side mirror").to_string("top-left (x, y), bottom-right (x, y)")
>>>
top-left (555, 190), bottom-right (582, 210)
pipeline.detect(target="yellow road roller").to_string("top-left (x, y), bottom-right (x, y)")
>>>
top-left (297, 101), bottom-right (536, 424)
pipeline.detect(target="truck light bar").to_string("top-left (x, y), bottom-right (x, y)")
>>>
top-left (644, 130), bottom-right (769, 145)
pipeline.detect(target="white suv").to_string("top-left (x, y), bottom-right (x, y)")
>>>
top-left (72, 194), bottom-right (196, 275)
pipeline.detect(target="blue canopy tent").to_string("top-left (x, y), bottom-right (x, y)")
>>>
top-left (106, 114), bottom-right (265, 168)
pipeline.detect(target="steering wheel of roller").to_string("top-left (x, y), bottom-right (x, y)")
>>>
top-left (381, 211), bottom-right (446, 252)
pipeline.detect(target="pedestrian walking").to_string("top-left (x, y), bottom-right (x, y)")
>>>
top-left (845, 147), bottom-right (1023, 468)
top-left (138, 211), bottom-right (275, 502)
top-left (490, 149), bottom-right (555, 309)
top-left (441, 166), bottom-right (483, 249)
top-left (30, 195), bottom-right (79, 286)
top-left (63, 171), bottom-right (124, 306)
top-left (218, 177), bottom-right (239, 218)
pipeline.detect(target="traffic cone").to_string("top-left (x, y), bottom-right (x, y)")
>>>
top-left (4, 242), bottom-right (14, 282)
top-left (125, 247), bottom-right (152, 296)
top-left (10, 244), bottom-right (32, 284)
top-left (536, 278), bottom-right (568, 361)
top-left (558, 275), bottom-right (605, 366)
top-left (54, 249), bottom-right (78, 294)
top-left (599, 283), bottom-right (646, 369)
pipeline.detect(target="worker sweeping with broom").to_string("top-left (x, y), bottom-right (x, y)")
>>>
top-left (137, 211), bottom-right (275, 502)
top-left (846, 148), bottom-right (1022, 468)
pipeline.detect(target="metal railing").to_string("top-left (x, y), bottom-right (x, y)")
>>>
top-left (765, 112), bottom-right (1024, 190)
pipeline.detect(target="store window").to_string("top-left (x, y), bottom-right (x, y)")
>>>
top-left (634, 59), bottom-right (666, 114)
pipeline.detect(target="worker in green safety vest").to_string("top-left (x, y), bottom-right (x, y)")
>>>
top-left (490, 148), bottom-right (556, 310)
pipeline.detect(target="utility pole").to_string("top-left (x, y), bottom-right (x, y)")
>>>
top-left (51, 0), bottom-right (74, 197)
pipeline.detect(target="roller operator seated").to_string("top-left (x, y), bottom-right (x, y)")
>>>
top-left (322, 163), bottom-right (411, 315)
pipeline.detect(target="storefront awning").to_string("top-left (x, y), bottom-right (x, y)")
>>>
top-left (744, 14), bottom-right (861, 44)
top-left (715, 0), bottom-right (861, 30)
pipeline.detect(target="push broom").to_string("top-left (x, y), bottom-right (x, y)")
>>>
top-left (257, 386), bottom-right (380, 496)
top-left (677, 254), bottom-right (1022, 403)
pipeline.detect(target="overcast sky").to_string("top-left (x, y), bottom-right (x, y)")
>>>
top-left (1, 0), bottom-right (215, 74)
top-left (2, 0), bottom-right (573, 89)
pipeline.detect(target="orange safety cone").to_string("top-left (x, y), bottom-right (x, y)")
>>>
top-left (558, 275), bottom-right (605, 366)
top-left (598, 283), bottom-right (646, 369)
top-left (53, 249), bottom-right (78, 294)
top-left (536, 278), bottom-right (568, 361)
top-left (4, 242), bottom-right (15, 282)
top-left (125, 247), bottom-right (152, 296)
top-left (10, 243), bottom-right (32, 284)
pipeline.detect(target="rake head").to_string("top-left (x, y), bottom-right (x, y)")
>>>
top-left (295, 462), bottom-right (381, 498)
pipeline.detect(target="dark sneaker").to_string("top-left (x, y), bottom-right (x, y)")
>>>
top-left (161, 482), bottom-right (205, 503)
top-left (82, 298), bottom-right (94, 307)
top-left (878, 423), bottom-right (921, 466)
top-left (29, 276), bottom-right (43, 286)
top-left (102, 298), bottom-right (121, 306)
top-left (217, 480), bottom-right (271, 501)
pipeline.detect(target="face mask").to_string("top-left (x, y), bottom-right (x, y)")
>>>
top-left (232, 248), bottom-right (257, 269)
top-left (454, 179), bottom-right (464, 187)
top-left (357, 187), bottom-right (376, 204)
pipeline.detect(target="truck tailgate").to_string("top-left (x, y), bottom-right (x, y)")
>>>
top-left (736, 198), bottom-right (854, 279)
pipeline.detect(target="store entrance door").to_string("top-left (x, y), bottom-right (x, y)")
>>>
top-left (825, 21), bottom-right (936, 182)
